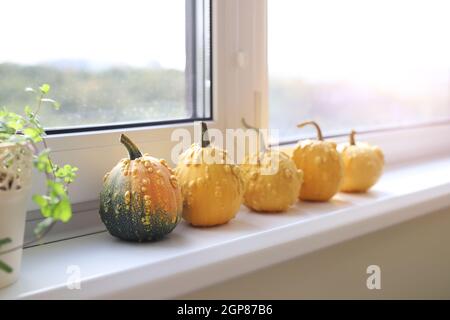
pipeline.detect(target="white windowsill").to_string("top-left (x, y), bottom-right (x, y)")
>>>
top-left (1, 155), bottom-right (450, 299)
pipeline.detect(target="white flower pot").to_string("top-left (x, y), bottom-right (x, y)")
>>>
top-left (0, 142), bottom-right (32, 289)
top-left (0, 188), bottom-right (30, 288)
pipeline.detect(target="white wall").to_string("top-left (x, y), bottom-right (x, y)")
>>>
top-left (180, 207), bottom-right (450, 299)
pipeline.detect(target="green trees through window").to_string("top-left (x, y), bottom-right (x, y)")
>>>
top-left (0, 63), bottom-right (186, 128)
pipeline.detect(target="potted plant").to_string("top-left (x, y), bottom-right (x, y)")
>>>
top-left (0, 84), bottom-right (77, 288)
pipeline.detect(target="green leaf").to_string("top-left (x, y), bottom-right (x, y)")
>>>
top-left (7, 119), bottom-right (24, 131)
top-left (55, 165), bottom-right (78, 184)
top-left (23, 127), bottom-right (43, 143)
top-left (33, 149), bottom-right (53, 173)
top-left (28, 115), bottom-right (45, 133)
top-left (53, 197), bottom-right (72, 222)
top-left (48, 180), bottom-right (66, 196)
top-left (39, 84), bottom-right (50, 94)
top-left (3, 112), bottom-right (26, 131)
top-left (32, 194), bottom-right (48, 208)
top-left (32, 194), bottom-right (52, 217)
top-left (0, 238), bottom-right (11, 247)
top-left (0, 109), bottom-right (28, 139)
top-left (0, 134), bottom-right (11, 142)
top-left (3, 83), bottom-right (75, 228)
top-left (33, 181), bottom-right (73, 223)
top-left (0, 260), bottom-right (13, 273)
top-left (0, 238), bottom-right (13, 273)
top-left (24, 105), bottom-right (33, 117)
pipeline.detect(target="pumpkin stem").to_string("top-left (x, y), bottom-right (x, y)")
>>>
top-left (120, 134), bottom-right (143, 160)
top-left (297, 121), bottom-right (323, 141)
top-left (201, 121), bottom-right (211, 148)
top-left (242, 118), bottom-right (268, 155)
top-left (350, 130), bottom-right (357, 145)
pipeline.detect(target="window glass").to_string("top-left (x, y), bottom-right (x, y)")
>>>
top-left (0, 0), bottom-right (211, 130)
top-left (269, 0), bottom-right (450, 140)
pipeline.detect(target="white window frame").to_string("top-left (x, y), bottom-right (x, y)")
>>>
top-left (27, 0), bottom-right (450, 214)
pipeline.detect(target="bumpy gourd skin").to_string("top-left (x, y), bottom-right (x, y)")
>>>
top-left (175, 144), bottom-right (243, 227)
top-left (100, 136), bottom-right (182, 242)
top-left (241, 150), bottom-right (303, 212)
top-left (292, 140), bottom-right (343, 201)
top-left (338, 142), bottom-right (384, 192)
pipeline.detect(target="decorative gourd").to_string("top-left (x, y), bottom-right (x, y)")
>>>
top-left (99, 134), bottom-right (182, 241)
top-left (292, 121), bottom-right (343, 201)
top-left (240, 119), bottom-right (303, 212)
top-left (175, 122), bottom-right (243, 227)
top-left (338, 130), bottom-right (384, 192)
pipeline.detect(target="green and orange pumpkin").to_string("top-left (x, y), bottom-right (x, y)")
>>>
top-left (99, 134), bottom-right (182, 241)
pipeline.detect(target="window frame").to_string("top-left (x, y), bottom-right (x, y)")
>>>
top-left (26, 0), bottom-right (450, 214)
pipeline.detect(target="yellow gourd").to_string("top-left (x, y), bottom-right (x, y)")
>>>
top-left (241, 150), bottom-right (303, 212)
top-left (338, 130), bottom-right (384, 192)
top-left (292, 121), bottom-right (343, 201)
top-left (240, 119), bottom-right (303, 212)
top-left (175, 122), bottom-right (243, 227)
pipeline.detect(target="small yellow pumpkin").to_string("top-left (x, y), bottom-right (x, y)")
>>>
top-left (240, 120), bottom-right (303, 212)
top-left (338, 130), bottom-right (384, 192)
top-left (292, 121), bottom-right (343, 201)
top-left (175, 123), bottom-right (243, 227)
top-left (241, 150), bottom-right (303, 212)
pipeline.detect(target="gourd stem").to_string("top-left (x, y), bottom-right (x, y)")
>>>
top-left (350, 130), bottom-right (357, 145)
top-left (201, 122), bottom-right (211, 148)
top-left (120, 134), bottom-right (143, 160)
top-left (297, 121), bottom-right (323, 141)
top-left (241, 118), bottom-right (268, 153)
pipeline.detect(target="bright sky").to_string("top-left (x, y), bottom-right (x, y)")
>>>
top-left (269, 0), bottom-right (450, 89)
top-left (1, 0), bottom-right (449, 86)
top-left (0, 0), bottom-right (186, 70)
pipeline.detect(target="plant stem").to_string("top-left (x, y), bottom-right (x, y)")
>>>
top-left (32, 93), bottom-right (44, 121)
top-left (30, 140), bottom-right (54, 182)
top-left (29, 94), bottom-right (58, 180)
